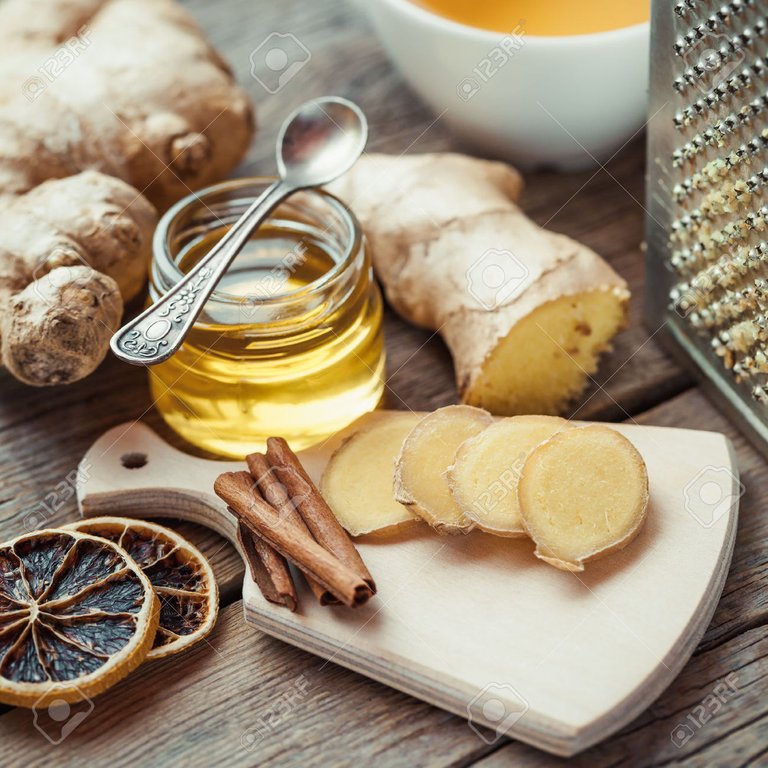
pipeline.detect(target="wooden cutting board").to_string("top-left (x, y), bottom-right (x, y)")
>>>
top-left (76, 413), bottom-right (739, 757)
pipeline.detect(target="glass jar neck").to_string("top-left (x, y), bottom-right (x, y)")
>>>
top-left (150, 178), bottom-right (368, 333)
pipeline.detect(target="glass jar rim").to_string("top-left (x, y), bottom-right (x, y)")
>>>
top-left (152, 176), bottom-right (364, 308)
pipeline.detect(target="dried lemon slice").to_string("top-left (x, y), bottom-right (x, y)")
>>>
top-left (0, 529), bottom-right (159, 707)
top-left (65, 517), bottom-right (218, 659)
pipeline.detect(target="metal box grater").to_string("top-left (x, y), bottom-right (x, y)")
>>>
top-left (646, 0), bottom-right (768, 454)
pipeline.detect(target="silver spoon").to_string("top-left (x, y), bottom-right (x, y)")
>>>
top-left (110, 96), bottom-right (368, 366)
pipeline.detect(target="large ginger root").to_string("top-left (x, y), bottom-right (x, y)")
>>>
top-left (393, 405), bottom-right (492, 534)
top-left (330, 154), bottom-right (629, 415)
top-left (447, 415), bottom-right (570, 537)
top-left (0, 172), bottom-right (157, 384)
top-left (321, 413), bottom-right (423, 536)
top-left (518, 425), bottom-right (649, 571)
top-left (0, 0), bottom-right (253, 209)
top-left (0, 0), bottom-right (254, 385)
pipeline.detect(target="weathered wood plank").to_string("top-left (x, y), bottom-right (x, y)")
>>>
top-left (0, 601), bottom-right (492, 768)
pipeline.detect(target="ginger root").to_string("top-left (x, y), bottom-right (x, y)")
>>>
top-left (0, 0), bottom-right (254, 385)
top-left (0, 172), bottom-right (156, 384)
top-left (3, 266), bottom-right (123, 386)
top-left (321, 413), bottom-right (424, 536)
top-left (393, 405), bottom-right (492, 534)
top-left (0, 0), bottom-right (253, 209)
top-left (447, 415), bottom-right (570, 537)
top-left (517, 425), bottom-right (649, 571)
top-left (330, 154), bottom-right (629, 415)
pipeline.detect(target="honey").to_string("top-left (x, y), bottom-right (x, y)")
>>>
top-left (148, 179), bottom-right (385, 458)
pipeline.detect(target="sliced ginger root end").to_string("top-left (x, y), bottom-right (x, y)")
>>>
top-left (394, 405), bottom-right (493, 534)
top-left (518, 425), bottom-right (649, 572)
top-left (448, 415), bottom-right (571, 537)
top-left (321, 413), bottom-right (424, 536)
top-left (463, 289), bottom-right (628, 415)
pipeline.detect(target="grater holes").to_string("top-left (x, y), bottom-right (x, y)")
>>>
top-left (672, 93), bottom-right (768, 167)
top-left (673, 131), bottom-right (768, 204)
top-left (657, 0), bottom-right (768, 406)
top-left (674, 0), bottom-right (757, 56)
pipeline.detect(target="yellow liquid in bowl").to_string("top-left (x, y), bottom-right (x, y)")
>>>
top-left (409, 0), bottom-right (649, 36)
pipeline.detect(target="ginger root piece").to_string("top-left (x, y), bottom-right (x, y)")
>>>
top-left (447, 415), bottom-right (570, 537)
top-left (321, 412), bottom-right (424, 536)
top-left (0, 0), bottom-right (254, 209)
top-left (330, 154), bottom-right (629, 415)
top-left (518, 425), bottom-right (649, 571)
top-left (3, 266), bottom-right (123, 386)
top-left (394, 405), bottom-right (493, 534)
top-left (0, 0), bottom-right (254, 385)
top-left (0, 172), bottom-right (156, 385)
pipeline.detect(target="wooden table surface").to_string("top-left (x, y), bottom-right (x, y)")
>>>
top-left (1, 1), bottom-right (766, 765)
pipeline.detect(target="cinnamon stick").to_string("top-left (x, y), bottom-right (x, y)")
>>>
top-left (246, 452), bottom-right (331, 604)
top-left (234, 516), bottom-right (298, 612)
top-left (215, 471), bottom-right (373, 608)
top-left (265, 437), bottom-right (376, 593)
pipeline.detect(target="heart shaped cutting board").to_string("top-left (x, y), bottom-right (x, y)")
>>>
top-left (76, 413), bottom-right (738, 756)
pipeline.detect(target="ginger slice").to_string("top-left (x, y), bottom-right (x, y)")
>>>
top-left (448, 415), bottom-right (570, 536)
top-left (394, 405), bottom-right (493, 534)
top-left (321, 413), bottom-right (424, 536)
top-left (517, 425), bottom-right (649, 571)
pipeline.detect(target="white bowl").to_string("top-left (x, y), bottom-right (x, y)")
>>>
top-left (364, 0), bottom-right (650, 171)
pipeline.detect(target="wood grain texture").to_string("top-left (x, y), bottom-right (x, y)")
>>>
top-left (0, 0), bottom-right (763, 765)
top-left (0, 602), bottom-right (496, 768)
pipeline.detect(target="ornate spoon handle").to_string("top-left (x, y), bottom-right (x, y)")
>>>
top-left (111, 180), bottom-right (293, 366)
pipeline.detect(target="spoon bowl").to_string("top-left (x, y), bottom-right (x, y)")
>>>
top-left (278, 97), bottom-right (368, 186)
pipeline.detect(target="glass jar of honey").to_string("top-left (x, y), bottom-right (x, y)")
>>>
top-left (148, 178), bottom-right (385, 458)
